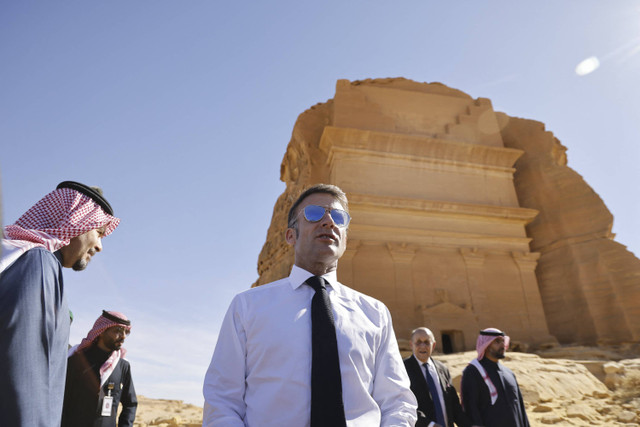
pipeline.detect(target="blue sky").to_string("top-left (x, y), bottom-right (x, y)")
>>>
top-left (1, 1), bottom-right (639, 405)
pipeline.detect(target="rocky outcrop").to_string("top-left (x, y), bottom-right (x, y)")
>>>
top-left (136, 350), bottom-right (640, 426)
top-left (253, 101), bottom-right (333, 286)
top-left (134, 396), bottom-right (202, 426)
top-left (436, 351), bottom-right (612, 425)
top-left (498, 115), bottom-right (640, 345)
top-left (254, 77), bottom-right (640, 348)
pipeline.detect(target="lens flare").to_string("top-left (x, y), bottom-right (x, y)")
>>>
top-left (575, 56), bottom-right (600, 76)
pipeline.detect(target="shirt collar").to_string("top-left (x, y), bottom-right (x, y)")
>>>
top-left (414, 354), bottom-right (432, 368)
top-left (289, 264), bottom-right (340, 292)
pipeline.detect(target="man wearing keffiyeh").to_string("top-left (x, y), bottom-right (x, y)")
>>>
top-left (62, 310), bottom-right (137, 427)
top-left (460, 328), bottom-right (530, 427)
top-left (0, 181), bottom-right (120, 427)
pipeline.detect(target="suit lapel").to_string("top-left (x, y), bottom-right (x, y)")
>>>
top-left (433, 360), bottom-right (446, 390)
top-left (408, 356), bottom-right (430, 400)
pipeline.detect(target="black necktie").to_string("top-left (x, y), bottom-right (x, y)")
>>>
top-left (305, 276), bottom-right (347, 427)
top-left (423, 362), bottom-right (446, 426)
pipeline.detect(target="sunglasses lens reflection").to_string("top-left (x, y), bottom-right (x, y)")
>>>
top-left (303, 205), bottom-right (350, 227)
top-left (303, 205), bottom-right (326, 222)
top-left (329, 210), bottom-right (349, 227)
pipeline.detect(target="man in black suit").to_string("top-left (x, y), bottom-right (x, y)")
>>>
top-left (404, 327), bottom-right (470, 427)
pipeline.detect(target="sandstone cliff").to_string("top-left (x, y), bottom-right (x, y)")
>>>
top-left (498, 115), bottom-right (640, 345)
top-left (254, 77), bottom-right (640, 348)
top-left (254, 101), bottom-right (333, 287)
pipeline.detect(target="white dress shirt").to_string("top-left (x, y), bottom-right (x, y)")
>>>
top-left (203, 265), bottom-right (417, 426)
top-left (417, 356), bottom-right (448, 427)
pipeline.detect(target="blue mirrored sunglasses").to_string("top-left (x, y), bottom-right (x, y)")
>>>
top-left (302, 205), bottom-right (351, 228)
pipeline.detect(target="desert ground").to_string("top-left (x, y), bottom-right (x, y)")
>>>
top-left (133, 346), bottom-right (640, 426)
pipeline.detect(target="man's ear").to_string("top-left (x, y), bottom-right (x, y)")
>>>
top-left (285, 228), bottom-right (296, 246)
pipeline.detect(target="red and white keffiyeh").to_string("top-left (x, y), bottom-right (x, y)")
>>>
top-left (476, 327), bottom-right (510, 360)
top-left (69, 311), bottom-right (132, 386)
top-left (0, 187), bottom-right (120, 273)
top-left (464, 327), bottom-right (511, 406)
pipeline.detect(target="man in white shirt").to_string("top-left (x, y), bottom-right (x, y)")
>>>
top-left (203, 184), bottom-right (417, 426)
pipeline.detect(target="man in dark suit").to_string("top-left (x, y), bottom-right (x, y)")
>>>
top-left (404, 327), bottom-right (470, 427)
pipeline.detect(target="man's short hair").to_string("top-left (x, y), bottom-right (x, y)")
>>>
top-left (287, 184), bottom-right (349, 229)
top-left (410, 327), bottom-right (435, 341)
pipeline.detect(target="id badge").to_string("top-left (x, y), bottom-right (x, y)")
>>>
top-left (101, 396), bottom-right (113, 416)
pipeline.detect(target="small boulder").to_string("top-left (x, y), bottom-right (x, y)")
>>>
top-left (617, 410), bottom-right (638, 423)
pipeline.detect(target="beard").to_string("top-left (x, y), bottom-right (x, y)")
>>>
top-left (489, 348), bottom-right (505, 359)
top-left (71, 258), bottom-right (89, 271)
top-left (108, 341), bottom-right (123, 351)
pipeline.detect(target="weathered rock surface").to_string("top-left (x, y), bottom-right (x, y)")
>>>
top-left (133, 396), bottom-right (202, 427)
top-left (255, 77), bottom-right (640, 349)
top-left (256, 77), bottom-right (555, 350)
top-left (498, 114), bottom-right (640, 345)
top-left (136, 350), bottom-right (640, 426)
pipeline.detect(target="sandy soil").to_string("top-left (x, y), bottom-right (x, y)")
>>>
top-left (133, 347), bottom-right (640, 426)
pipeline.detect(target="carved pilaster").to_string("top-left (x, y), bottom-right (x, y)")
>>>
top-left (387, 242), bottom-right (418, 265)
top-left (338, 239), bottom-right (361, 287)
top-left (460, 247), bottom-right (485, 322)
top-left (511, 251), bottom-right (554, 342)
top-left (511, 251), bottom-right (539, 272)
top-left (460, 247), bottom-right (485, 268)
top-left (387, 243), bottom-right (418, 331)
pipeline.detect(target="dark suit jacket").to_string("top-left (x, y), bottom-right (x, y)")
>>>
top-left (62, 346), bottom-right (137, 427)
top-left (404, 356), bottom-right (470, 427)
